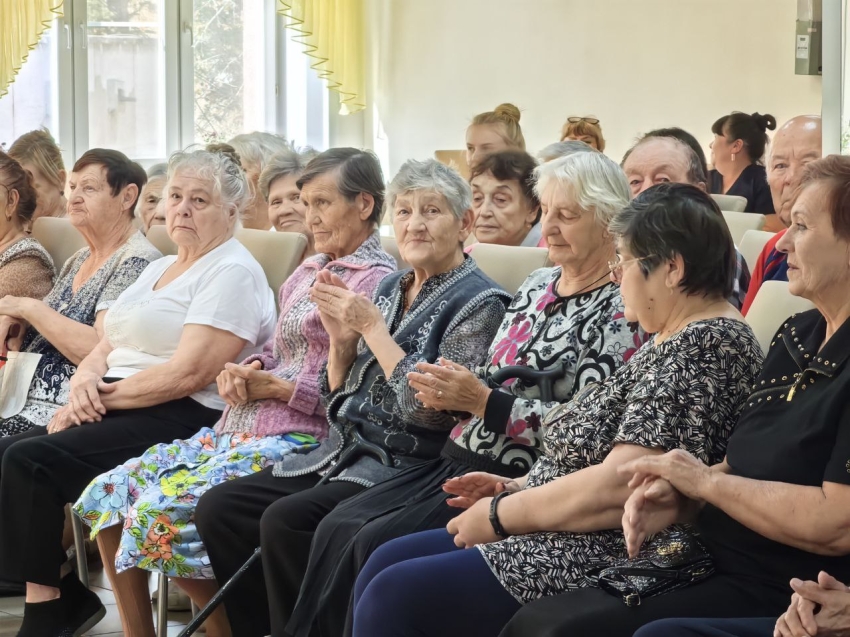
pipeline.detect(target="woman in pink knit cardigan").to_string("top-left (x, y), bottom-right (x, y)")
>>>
top-left (74, 147), bottom-right (396, 637)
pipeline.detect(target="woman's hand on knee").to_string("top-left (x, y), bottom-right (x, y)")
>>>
top-left (443, 472), bottom-right (520, 509)
top-left (68, 370), bottom-right (106, 422)
top-left (47, 405), bottom-right (82, 434)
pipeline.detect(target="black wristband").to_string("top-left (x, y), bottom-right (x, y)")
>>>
top-left (489, 490), bottom-right (512, 538)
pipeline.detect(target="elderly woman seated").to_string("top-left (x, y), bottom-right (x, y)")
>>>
top-left (284, 150), bottom-right (649, 637)
top-left (193, 157), bottom-right (511, 637)
top-left (137, 163), bottom-right (167, 233)
top-left (466, 150), bottom-right (546, 249)
top-left (260, 148), bottom-right (318, 259)
top-left (0, 149), bottom-right (161, 438)
top-left (351, 183), bottom-right (763, 637)
top-left (70, 146), bottom-right (393, 637)
top-left (511, 156), bottom-right (850, 636)
top-left (0, 149), bottom-right (278, 637)
top-left (0, 152), bottom-right (55, 298)
top-left (228, 131), bottom-right (291, 230)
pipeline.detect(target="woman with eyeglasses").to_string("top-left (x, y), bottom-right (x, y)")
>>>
top-left (285, 151), bottom-right (646, 637)
top-left (561, 116), bottom-right (606, 152)
top-left (349, 182), bottom-right (762, 637)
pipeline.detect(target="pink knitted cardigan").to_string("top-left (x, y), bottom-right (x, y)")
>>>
top-left (215, 233), bottom-right (395, 438)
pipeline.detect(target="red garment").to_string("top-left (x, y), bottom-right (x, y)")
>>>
top-left (741, 229), bottom-right (786, 316)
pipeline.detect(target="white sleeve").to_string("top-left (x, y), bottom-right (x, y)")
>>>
top-left (184, 262), bottom-right (269, 345)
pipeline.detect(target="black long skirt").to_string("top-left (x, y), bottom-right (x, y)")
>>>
top-left (286, 456), bottom-right (471, 637)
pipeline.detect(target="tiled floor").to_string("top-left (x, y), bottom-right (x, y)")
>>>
top-left (0, 570), bottom-right (195, 636)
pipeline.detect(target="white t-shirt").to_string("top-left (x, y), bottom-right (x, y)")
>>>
top-left (103, 238), bottom-right (277, 410)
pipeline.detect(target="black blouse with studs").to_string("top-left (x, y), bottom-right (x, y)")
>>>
top-left (698, 308), bottom-right (850, 590)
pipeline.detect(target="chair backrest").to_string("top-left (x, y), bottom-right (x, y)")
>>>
top-left (434, 150), bottom-right (470, 180)
top-left (738, 229), bottom-right (776, 271)
top-left (235, 228), bottom-right (308, 302)
top-left (145, 225), bottom-right (177, 256)
top-left (31, 217), bottom-right (88, 271)
top-left (711, 193), bottom-right (748, 212)
top-left (145, 226), bottom-right (308, 305)
top-left (721, 210), bottom-right (766, 246)
top-left (468, 243), bottom-right (550, 294)
top-left (746, 281), bottom-right (815, 355)
top-left (379, 235), bottom-right (410, 270)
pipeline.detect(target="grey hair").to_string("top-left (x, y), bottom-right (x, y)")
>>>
top-left (166, 149), bottom-right (250, 221)
top-left (146, 162), bottom-right (168, 179)
top-left (227, 132), bottom-right (290, 172)
top-left (621, 136), bottom-right (707, 186)
top-left (385, 159), bottom-right (471, 221)
top-left (537, 140), bottom-right (598, 163)
top-left (257, 147), bottom-right (318, 201)
top-left (534, 151), bottom-right (630, 227)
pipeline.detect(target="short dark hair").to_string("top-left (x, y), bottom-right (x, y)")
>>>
top-left (711, 112), bottom-right (777, 163)
top-left (72, 149), bottom-right (147, 214)
top-left (296, 148), bottom-right (385, 225)
top-left (798, 155), bottom-right (850, 242)
top-left (0, 151), bottom-right (38, 223)
top-left (643, 127), bottom-right (708, 178)
top-left (609, 182), bottom-right (734, 300)
top-left (469, 149), bottom-right (541, 223)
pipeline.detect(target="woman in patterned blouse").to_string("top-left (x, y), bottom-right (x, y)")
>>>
top-left (285, 150), bottom-right (647, 637)
top-left (350, 183), bottom-right (763, 637)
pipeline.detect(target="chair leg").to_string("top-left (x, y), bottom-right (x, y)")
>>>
top-left (156, 573), bottom-right (169, 637)
top-left (70, 509), bottom-right (90, 588)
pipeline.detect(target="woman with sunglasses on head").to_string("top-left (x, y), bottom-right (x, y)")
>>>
top-left (561, 116), bottom-right (606, 152)
top-left (350, 183), bottom-right (762, 637)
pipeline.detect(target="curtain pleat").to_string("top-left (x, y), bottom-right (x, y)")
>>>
top-left (0, 0), bottom-right (64, 98)
top-left (277, 0), bottom-right (366, 114)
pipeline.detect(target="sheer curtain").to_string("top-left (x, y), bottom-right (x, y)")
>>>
top-left (277, 0), bottom-right (366, 114)
top-left (0, 0), bottom-right (63, 97)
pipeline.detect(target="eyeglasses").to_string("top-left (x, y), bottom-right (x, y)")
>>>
top-left (567, 116), bottom-right (600, 125)
top-left (607, 255), bottom-right (654, 283)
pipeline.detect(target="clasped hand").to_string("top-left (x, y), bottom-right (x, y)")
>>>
top-left (309, 270), bottom-right (384, 345)
top-left (49, 372), bottom-right (117, 433)
top-left (444, 472), bottom-right (522, 548)
top-left (775, 571), bottom-right (850, 637)
top-left (217, 360), bottom-right (290, 407)
top-left (407, 358), bottom-right (489, 415)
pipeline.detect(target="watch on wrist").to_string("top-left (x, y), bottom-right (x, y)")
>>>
top-left (489, 490), bottom-right (513, 538)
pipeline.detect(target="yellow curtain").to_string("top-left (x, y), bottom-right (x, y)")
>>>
top-left (0, 0), bottom-right (64, 98)
top-left (276, 0), bottom-right (366, 114)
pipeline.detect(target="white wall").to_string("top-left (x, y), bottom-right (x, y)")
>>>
top-left (378, 0), bottom-right (822, 173)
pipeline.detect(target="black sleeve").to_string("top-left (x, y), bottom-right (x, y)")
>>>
top-left (483, 390), bottom-right (519, 435)
top-left (751, 173), bottom-right (775, 215)
top-left (823, 401), bottom-right (850, 486)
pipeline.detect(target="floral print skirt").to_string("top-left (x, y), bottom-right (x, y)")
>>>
top-left (73, 427), bottom-right (317, 579)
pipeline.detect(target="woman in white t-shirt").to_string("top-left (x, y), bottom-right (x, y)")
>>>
top-left (0, 149), bottom-right (277, 637)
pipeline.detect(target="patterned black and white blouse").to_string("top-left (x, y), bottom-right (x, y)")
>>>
top-left (5, 232), bottom-right (161, 433)
top-left (478, 317), bottom-right (763, 604)
top-left (444, 267), bottom-right (647, 476)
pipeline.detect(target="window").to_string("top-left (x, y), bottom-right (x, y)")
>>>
top-left (0, 0), bottom-right (328, 166)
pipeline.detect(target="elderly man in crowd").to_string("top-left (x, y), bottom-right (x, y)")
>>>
top-left (621, 133), bottom-right (750, 309)
top-left (740, 115), bottom-right (822, 314)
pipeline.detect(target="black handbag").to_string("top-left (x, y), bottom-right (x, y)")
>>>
top-left (585, 528), bottom-right (714, 607)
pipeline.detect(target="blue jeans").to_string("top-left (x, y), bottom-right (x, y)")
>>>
top-left (633, 618), bottom-right (776, 637)
top-left (352, 528), bottom-right (521, 637)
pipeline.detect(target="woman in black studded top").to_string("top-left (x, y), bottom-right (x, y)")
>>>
top-left (500, 156), bottom-right (850, 637)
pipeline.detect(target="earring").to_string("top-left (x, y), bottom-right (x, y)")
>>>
top-left (731, 153), bottom-right (737, 162)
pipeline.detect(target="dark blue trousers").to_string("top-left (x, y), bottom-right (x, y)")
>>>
top-left (352, 528), bottom-right (522, 637)
top-left (632, 618), bottom-right (776, 637)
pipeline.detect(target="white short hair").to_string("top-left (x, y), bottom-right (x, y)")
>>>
top-left (166, 149), bottom-right (250, 221)
top-left (386, 159), bottom-right (471, 220)
top-left (534, 152), bottom-right (629, 226)
top-left (227, 132), bottom-right (290, 173)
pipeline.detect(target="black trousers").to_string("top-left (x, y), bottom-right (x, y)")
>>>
top-left (194, 467), bottom-right (365, 637)
top-left (0, 396), bottom-right (217, 587)
top-left (499, 574), bottom-right (791, 637)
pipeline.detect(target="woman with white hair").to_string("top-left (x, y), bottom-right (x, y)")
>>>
top-left (194, 157), bottom-right (511, 637)
top-left (351, 183), bottom-right (762, 637)
top-left (71, 146), bottom-right (395, 637)
top-left (0, 149), bottom-right (278, 637)
top-left (285, 151), bottom-right (650, 637)
top-left (228, 131), bottom-right (291, 230)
